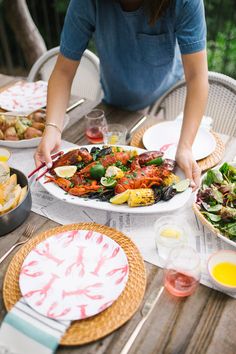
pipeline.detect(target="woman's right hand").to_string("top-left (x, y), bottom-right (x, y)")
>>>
top-left (34, 128), bottom-right (61, 168)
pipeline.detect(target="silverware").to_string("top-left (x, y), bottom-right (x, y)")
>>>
top-left (0, 224), bottom-right (35, 263)
top-left (120, 286), bottom-right (164, 354)
top-left (126, 115), bottom-right (148, 144)
top-left (66, 98), bottom-right (85, 113)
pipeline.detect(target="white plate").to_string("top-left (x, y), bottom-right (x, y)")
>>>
top-left (39, 145), bottom-right (192, 214)
top-left (19, 229), bottom-right (129, 320)
top-left (195, 162), bottom-right (236, 248)
top-left (142, 121), bottom-right (216, 161)
top-left (0, 81), bottom-right (47, 112)
top-left (0, 114), bottom-right (70, 148)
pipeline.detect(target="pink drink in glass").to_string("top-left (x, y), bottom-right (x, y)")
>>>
top-left (164, 246), bottom-right (201, 297)
top-left (164, 269), bottom-right (199, 297)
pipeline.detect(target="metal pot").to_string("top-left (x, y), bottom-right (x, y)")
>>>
top-left (0, 168), bottom-right (32, 236)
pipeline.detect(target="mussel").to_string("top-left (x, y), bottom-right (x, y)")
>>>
top-left (162, 186), bottom-right (177, 201)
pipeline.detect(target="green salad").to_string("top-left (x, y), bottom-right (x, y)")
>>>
top-left (196, 162), bottom-right (236, 241)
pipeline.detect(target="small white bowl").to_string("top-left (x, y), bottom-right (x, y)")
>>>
top-left (207, 250), bottom-right (236, 293)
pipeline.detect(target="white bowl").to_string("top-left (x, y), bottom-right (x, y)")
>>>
top-left (207, 250), bottom-right (236, 293)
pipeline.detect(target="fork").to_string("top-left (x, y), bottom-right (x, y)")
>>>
top-left (0, 224), bottom-right (35, 264)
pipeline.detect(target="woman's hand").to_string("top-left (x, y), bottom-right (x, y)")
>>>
top-left (175, 145), bottom-right (201, 191)
top-left (34, 128), bottom-right (61, 168)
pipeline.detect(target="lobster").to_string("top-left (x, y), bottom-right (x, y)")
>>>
top-left (50, 148), bottom-right (93, 174)
top-left (115, 165), bottom-right (171, 194)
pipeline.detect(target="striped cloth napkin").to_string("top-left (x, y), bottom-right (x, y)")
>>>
top-left (0, 298), bottom-right (71, 354)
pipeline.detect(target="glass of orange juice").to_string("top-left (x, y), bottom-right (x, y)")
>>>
top-left (0, 148), bottom-right (11, 162)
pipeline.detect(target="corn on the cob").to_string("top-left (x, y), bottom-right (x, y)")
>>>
top-left (163, 173), bottom-right (180, 186)
top-left (128, 188), bottom-right (155, 207)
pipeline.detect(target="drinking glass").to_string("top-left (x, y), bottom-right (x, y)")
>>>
top-left (164, 246), bottom-right (201, 297)
top-left (154, 216), bottom-right (188, 263)
top-left (102, 123), bottom-right (127, 145)
top-left (0, 148), bottom-right (11, 162)
top-left (85, 109), bottom-right (107, 144)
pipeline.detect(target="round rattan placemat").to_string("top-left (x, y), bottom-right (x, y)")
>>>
top-left (3, 223), bottom-right (146, 346)
top-left (130, 124), bottom-right (225, 172)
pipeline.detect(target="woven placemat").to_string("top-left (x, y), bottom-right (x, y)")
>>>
top-left (3, 223), bottom-right (146, 346)
top-left (130, 124), bottom-right (225, 172)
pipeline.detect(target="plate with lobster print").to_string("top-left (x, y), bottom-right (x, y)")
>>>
top-left (39, 145), bottom-right (192, 214)
top-left (19, 229), bottom-right (129, 320)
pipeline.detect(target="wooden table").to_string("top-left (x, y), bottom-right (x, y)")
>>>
top-left (0, 74), bottom-right (236, 354)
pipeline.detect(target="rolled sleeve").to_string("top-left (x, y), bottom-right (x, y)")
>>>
top-left (60, 0), bottom-right (95, 61)
top-left (175, 0), bottom-right (206, 55)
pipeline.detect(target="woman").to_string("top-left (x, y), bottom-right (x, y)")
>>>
top-left (35, 0), bottom-right (209, 189)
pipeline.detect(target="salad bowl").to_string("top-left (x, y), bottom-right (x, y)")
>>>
top-left (193, 162), bottom-right (236, 248)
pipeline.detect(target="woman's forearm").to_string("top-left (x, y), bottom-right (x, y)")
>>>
top-left (45, 71), bottom-right (72, 131)
top-left (45, 54), bottom-right (80, 131)
top-left (178, 74), bottom-right (209, 149)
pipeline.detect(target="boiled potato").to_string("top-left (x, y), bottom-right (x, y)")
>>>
top-left (31, 122), bottom-right (45, 131)
top-left (0, 129), bottom-right (4, 140)
top-left (24, 127), bottom-right (43, 139)
top-left (4, 126), bottom-right (19, 140)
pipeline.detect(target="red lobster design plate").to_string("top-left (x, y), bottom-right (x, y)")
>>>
top-left (19, 229), bottom-right (129, 320)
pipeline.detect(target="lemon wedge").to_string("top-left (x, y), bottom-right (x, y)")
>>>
top-left (54, 165), bottom-right (77, 178)
top-left (160, 228), bottom-right (181, 239)
top-left (108, 134), bottom-right (118, 145)
top-left (110, 189), bottom-right (131, 205)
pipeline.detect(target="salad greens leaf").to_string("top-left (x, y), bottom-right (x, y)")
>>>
top-left (202, 212), bottom-right (221, 222)
top-left (204, 169), bottom-right (223, 186)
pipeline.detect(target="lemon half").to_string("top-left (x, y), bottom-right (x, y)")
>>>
top-left (54, 165), bottom-right (77, 178)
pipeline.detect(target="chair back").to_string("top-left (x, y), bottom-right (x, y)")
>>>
top-left (27, 47), bottom-right (103, 103)
top-left (149, 72), bottom-right (236, 136)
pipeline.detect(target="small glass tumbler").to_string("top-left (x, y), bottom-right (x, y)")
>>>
top-left (154, 216), bottom-right (188, 263)
top-left (102, 123), bottom-right (128, 145)
top-left (0, 148), bottom-right (11, 162)
top-left (164, 246), bottom-right (201, 297)
top-left (85, 109), bottom-right (107, 144)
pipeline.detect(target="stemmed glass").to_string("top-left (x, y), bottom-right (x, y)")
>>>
top-left (164, 246), bottom-right (201, 297)
top-left (85, 109), bottom-right (107, 144)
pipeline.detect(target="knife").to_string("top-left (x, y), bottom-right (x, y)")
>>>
top-left (120, 286), bottom-right (164, 354)
top-left (126, 115), bottom-right (148, 144)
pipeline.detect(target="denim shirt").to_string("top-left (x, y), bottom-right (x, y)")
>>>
top-left (60, 0), bottom-right (206, 111)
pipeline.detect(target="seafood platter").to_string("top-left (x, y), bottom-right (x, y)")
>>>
top-left (39, 145), bottom-right (192, 214)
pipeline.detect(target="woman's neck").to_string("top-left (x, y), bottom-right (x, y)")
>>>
top-left (119, 0), bottom-right (143, 12)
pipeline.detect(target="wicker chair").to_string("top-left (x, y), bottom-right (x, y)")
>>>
top-left (148, 72), bottom-right (236, 136)
top-left (27, 47), bottom-right (103, 105)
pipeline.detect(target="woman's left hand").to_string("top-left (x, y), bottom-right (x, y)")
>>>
top-left (175, 146), bottom-right (201, 191)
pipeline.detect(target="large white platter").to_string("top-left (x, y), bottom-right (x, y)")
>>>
top-left (19, 229), bottom-right (129, 320)
top-left (0, 114), bottom-right (70, 148)
top-left (142, 121), bottom-right (216, 161)
top-left (39, 145), bottom-right (192, 215)
top-left (194, 162), bottom-right (236, 248)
